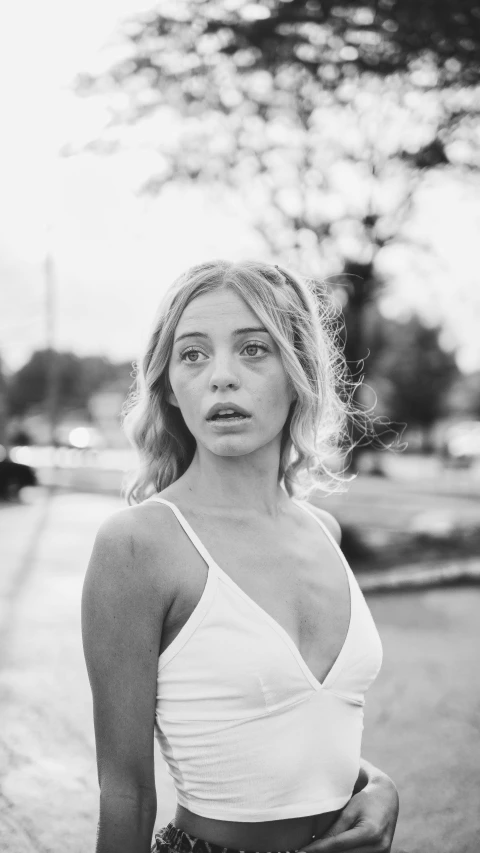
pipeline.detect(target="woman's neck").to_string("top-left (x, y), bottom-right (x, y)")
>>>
top-left (175, 454), bottom-right (289, 518)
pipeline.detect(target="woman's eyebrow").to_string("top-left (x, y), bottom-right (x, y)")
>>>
top-left (174, 326), bottom-right (269, 344)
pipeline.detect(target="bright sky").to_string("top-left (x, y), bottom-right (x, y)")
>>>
top-left (1, 1), bottom-right (479, 375)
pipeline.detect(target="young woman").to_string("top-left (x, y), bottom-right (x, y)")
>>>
top-left (82, 260), bottom-right (400, 853)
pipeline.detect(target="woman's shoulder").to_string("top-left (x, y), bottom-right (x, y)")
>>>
top-left (89, 497), bottom-right (183, 598)
top-left (293, 499), bottom-right (342, 545)
top-left (94, 494), bottom-right (181, 544)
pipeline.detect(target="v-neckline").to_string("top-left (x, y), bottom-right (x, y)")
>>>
top-left (150, 495), bottom-right (353, 692)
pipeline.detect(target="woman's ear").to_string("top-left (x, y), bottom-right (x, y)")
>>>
top-left (167, 389), bottom-right (179, 408)
top-left (165, 373), bottom-right (179, 408)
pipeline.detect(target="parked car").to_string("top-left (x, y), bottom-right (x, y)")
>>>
top-left (0, 453), bottom-right (38, 500)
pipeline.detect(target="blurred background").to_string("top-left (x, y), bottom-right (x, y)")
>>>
top-left (1, 2), bottom-right (479, 852)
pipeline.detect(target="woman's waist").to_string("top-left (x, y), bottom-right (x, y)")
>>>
top-left (173, 804), bottom-right (342, 851)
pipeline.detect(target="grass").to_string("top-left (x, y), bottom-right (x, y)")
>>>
top-left (312, 462), bottom-right (480, 572)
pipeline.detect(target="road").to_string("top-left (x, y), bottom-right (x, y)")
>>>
top-left (0, 490), bottom-right (479, 853)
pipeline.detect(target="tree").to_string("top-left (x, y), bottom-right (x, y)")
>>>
top-left (444, 370), bottom-right (480, 418)
top-left (72, 0), bottom-right (479, 347)
top-left (370, 316), bottom-right (459, 447)
top-left (7, 351), bottom-right (134, 418)
top-left (0, 353), bottom-right (8, 447)
top-left (71, 0), bottom-right (479, 461)
top-left (74, 0), bottom-right (479, 190)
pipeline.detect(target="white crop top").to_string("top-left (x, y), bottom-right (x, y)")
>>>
top-left (149, 495), bottom-right (383, 822)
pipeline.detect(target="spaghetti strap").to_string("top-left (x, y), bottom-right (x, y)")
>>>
top-left (292, 498), bottom-right (339, 548)
top-left (149, 496), bottom-right (218, 569)
top-left (292, 497), bottom-right (357, 588)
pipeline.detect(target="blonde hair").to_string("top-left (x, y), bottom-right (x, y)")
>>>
top-left (121, 259), bottom-right (363, 504)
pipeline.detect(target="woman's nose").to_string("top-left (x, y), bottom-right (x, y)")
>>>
top-left (208, 356), bottom-right (240, 390)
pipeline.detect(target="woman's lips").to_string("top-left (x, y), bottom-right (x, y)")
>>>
top-left (207, 415), bottom-right (252, 428)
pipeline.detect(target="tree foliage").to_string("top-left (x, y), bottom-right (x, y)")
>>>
top-left (444, 369), bottom-right (480, 417)
top-left (0, 353), bottom-right (8, 446)
top-left (7, 351), bottom-right (133, 417)
top-left (71, 0), bottom-right (477, 446)
top-left (76, 0), bottom-right (480, 166)
top-left (74, 0), bottom-right (479, 287)
top-left (78, 0), bottom-right (480, 92)
top-left (370, 316), bottom-right (459, 429)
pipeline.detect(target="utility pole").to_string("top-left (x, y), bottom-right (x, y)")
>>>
top-left (45, 233), bottom-right (60, 448)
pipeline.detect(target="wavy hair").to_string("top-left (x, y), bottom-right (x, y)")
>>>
top-left (121, 259), bottom-right (366, 505)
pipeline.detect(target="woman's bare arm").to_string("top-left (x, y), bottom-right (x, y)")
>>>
top-left (82, 509), bottom-right (171, 853)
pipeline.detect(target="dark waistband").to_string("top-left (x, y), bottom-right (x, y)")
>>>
top-left (156, 821), bottom-right (300, 853)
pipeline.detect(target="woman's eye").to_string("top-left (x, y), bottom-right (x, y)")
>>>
top-left (180, 348), bottom-right (205, 363)
top-left (243, 342), bottom-right (268, 357)
top-left (180, 342), bottom-right (269, 362)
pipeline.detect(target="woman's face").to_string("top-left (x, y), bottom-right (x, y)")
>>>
top-left (167, 287), bottom-right (296, 459)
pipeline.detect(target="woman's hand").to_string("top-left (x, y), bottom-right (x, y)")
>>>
top-left (299, 760), bottom-right (399, 853)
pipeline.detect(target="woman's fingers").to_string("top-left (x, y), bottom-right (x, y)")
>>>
top-left (299, 822), bottom-right (385, 852)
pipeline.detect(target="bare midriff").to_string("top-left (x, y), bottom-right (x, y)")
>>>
top-left (173, 803), bottom-right (344, 851)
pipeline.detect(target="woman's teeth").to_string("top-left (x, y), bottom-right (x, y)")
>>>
top-left (213, 413), bottom-right (245, 419)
